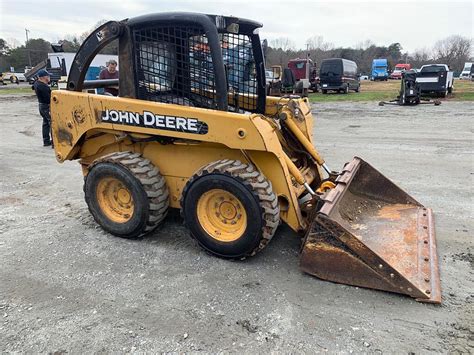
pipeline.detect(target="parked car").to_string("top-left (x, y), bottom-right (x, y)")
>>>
top-left (360, 74), bottom-right (369, 81)
top-left (459, 62), bottom-right (472, 80)
top-left (416, 64), bottom-right (454, 97)
top-left (371, 58), bottom-right (388, 81)
top-left (319, 58), bottom-right (360, 94)
top-left (389, 63), bottom-right (411, 79)
top-left (14, 73), bottom-right (26, 82)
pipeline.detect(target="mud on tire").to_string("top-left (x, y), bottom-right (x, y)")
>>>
top-left (181, 159), bottom-right (280, 259)
top-left (84, 151), bottom-right (169, 239)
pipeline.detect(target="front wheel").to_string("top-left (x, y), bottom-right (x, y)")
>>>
top-left (181, 160), bottom-right (279, 259)
top-left (344, 84), bottom-right (349, 94)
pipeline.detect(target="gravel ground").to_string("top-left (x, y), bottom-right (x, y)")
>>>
top-left (1, 95), bottom-right (473, 353)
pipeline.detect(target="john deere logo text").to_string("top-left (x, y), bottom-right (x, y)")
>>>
top-left (101, 109), bottom-right (208, 135)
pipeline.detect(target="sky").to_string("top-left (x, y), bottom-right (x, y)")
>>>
top-left (0, 0), bottom-right (472, 53)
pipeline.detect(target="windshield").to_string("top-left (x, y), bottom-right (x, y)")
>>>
top-left (265, 70), bottom-right (274, 79)
top-left (375, 66), bottom-right (386, 70)
top-left (139, 41), bottom-right (177, 91)
top-left (321, 62), bottom-right (342, 76)
top-left (224, 41), bottom-right (256, 94)
top-left (463, 65), bottom-right (471, 71)
top-left (421, 66), bottom-right (445, 73)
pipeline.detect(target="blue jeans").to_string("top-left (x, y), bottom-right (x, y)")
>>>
top-left (39, 103), bottom-right (52, 145)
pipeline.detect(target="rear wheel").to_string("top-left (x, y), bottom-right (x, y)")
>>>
top-left (181, 159), bottom-right (279, 259)
top-left (84, 152), bottom-right (169, 239)
top-left (322, 89), bottom-right (327, 94)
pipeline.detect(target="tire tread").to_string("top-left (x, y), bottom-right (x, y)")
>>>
top-left (181, 159), bottom-right (280, 258)
top-left (87, 151), bottom-right (169, 237)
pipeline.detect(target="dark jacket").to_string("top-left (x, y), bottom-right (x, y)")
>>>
top-left (33, 80), bottom-right (51, 105)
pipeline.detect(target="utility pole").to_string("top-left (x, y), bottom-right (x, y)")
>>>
top-left (25, 28), bottom-right (32, 67)
top-left (305, 43), bottom-right (310, 80)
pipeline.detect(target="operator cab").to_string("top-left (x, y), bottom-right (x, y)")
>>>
top-left (67, 13), bottom-right (267, 114)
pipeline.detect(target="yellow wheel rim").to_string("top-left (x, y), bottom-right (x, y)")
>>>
top-left (196, 189), bottom-right (247, 242)
top-left (96, 177), bottom-right (134, 223)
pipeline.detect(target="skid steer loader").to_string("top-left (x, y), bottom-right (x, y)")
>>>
top-left (50, 13), bottom-right (441, 303)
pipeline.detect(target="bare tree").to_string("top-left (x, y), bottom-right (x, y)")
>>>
top-left (6, 38), bottom-right (21, 50)
top-left (79, 19), bottom-right (109, 43)
top-left (355, 39), bottom-right (374, 50)
top-left (432, 35), bottom-right (472, 70)
top-left (267, 37), bottom-right (297, 67)
top-left (75, 19), bottom-right (118, 55)
top-left (306, 35), bottom-right (334, 51)
top-left (409, 47), bottom-right (433, 68)
top-left (270, 37), bottom-right (296, 52)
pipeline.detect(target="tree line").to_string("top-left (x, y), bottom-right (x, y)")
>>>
top-left (0, 27), bottom-right (471, 74)
top-left (266, 35), bottom-right (472, 74)
top-left (0, 20), bottom-right (117, 73)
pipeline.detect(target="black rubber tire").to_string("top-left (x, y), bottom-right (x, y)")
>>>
top-left (344, 84), bottom-right (349, 94)
top-left (322, 89), bottom-right (327, 94)
top-left (84, 152), bottom-right (169, 239)
top-left (448, 85), bottom-right (453, 94)
top-left (181, 159), bottom-right (279, 259)
top-left (355, 85), bottom-right (360, 93)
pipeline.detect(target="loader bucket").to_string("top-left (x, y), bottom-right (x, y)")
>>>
top-left (300, 157), bottom-right (441, 303)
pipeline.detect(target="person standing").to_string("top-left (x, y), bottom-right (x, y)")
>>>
top-left (99, 59), bottom-right (119, 96)
top-left (33, 69), bottom-right (53, 147)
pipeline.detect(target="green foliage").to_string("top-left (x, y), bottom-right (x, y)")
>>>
top-left (0, 86), bottom-right (34, 95)
top-left (0, 38), bottom-right (51, 72)
top-left (307, 79), bottom-right (474, 102)
top-left (0, 38), bottom-right (10, 55)
top-left (308, 91), bottom-right (396, 102)
top-left (59, 38), bottom-right (81, 52)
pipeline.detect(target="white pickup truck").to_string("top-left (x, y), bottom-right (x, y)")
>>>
top-left (459, 62), bottom-right (472, 80)
top-left (416, 64), bottom-right (453, 97)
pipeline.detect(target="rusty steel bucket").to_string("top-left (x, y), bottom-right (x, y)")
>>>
top-left (300, 157), bottom-right (441, 303)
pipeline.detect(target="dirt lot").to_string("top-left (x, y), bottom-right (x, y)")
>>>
top-left (1, 95), bottom-right (473, 353)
